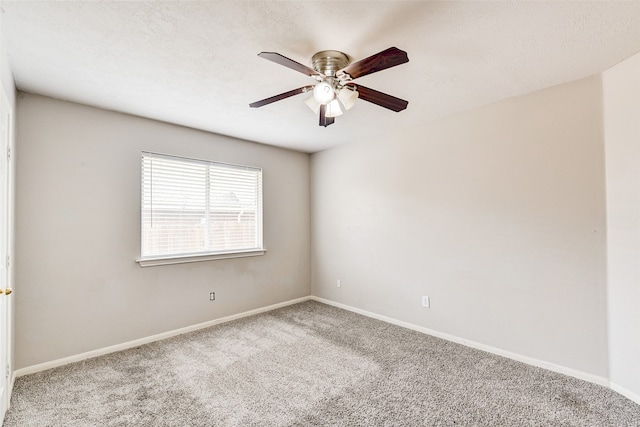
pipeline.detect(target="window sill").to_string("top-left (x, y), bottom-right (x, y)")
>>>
top-left (136, 249), bottom-right (266, 267)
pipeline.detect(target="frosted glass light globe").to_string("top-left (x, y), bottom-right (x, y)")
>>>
top-left (337, 87), bottom-right (359, 110)
top-left (313, 81), bottom-right (335, 105)
top-left (325, 99), bottom-right (343, 118)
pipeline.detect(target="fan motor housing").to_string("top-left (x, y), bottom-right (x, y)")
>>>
top-left (312, 50), bottom-right (350, 76)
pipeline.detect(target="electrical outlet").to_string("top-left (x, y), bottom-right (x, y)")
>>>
top-left (209, 292), bottom-right (216, 301)
top-left (336, 279), bottom-right (341, 288)
top-left (421, 296), bottom-right (430, 308)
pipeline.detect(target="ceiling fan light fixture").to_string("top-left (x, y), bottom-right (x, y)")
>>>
top-left (325, 99), bottom-right (343, 118)
top-left (313, 81), bottom-right (335, 105)
top-left (250, 47), bottom-right (409, 127)
top-left (337, 86), bottom-right (359, 110)
top-left (304, 96), bottom-right (321, 114)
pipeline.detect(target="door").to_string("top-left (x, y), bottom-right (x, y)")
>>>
top-left (0, 85), bottom-right (13, 424)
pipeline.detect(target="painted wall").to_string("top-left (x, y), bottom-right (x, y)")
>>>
top-left (603, 52), bottom-right (640, 401)
top-left (0, 42), bottom-right (16, 107)
top-left (311, 75), bottom-right (609, 378)
top-left (14, 93), bottom-right (310, 369)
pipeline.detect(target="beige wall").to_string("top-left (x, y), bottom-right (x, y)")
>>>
top-left (14, 93), bottom-right (311, 369)
top-left (603, 52), bottom-right (640, 400)
top-left (311, 75), bottom-right (609, 378)
top-left (0, 36), bottom-right (16, 107)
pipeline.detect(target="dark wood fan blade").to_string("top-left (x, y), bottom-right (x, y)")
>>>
top-left (258, 52), bottom-right (324, 78)
top-left (338, 47), bottom-right (408, 80)
top-left (249, 86), bottom-right (314, 108)
top-left (347, 84), bottom-right (408, 112)
top-left (319, 104), bottom-right (335, 127)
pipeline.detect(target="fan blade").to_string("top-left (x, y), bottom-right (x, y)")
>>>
top-left (338, 47), bottom-right (408, 80)
top-left (249, 86), bottom-right (314, 108)
top-left (347, 84), bottom-right (408, 112)
top-left (319, 104), bottom-right (335, 127)
top-left (258, 52), bottom-right (324, 78)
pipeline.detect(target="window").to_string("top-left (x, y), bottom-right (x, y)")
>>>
top-left (138, 152), bottom-right (264, 266)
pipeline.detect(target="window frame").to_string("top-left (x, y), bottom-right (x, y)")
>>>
top-left (136, 151), bottom-right (265, 267)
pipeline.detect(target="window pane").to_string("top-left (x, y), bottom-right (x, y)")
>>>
top-left (141, 152), bottom-right (262, 259)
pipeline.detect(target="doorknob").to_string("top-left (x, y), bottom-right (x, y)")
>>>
top-left (0, 288), bottom-right (12, 296)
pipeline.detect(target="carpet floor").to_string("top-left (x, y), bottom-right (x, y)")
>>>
top-left (4, 301), bottom-right (640, 426)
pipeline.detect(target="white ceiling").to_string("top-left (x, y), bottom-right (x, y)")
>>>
top-left (2, 1), bottom-right (640, 153)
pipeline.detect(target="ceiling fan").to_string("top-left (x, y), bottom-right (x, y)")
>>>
top-left (249, 47), bottom-right (409, 127)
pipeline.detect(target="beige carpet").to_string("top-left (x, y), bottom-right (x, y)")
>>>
top-left (4, 301), bottom-right (640, 426)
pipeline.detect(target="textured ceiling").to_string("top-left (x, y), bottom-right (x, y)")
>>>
top-left (2, 1), bottom-right (640, 153)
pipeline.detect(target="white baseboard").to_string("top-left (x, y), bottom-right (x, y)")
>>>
top-left (610, 381), bottom-right (640, 406)
top-left (14, 296), bottom-right (312, 378)
top-left (311, 297), bottom-right (612, 390)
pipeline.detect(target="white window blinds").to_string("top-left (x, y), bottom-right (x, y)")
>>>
top-left (140, 152), bottom-right (263, 261)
